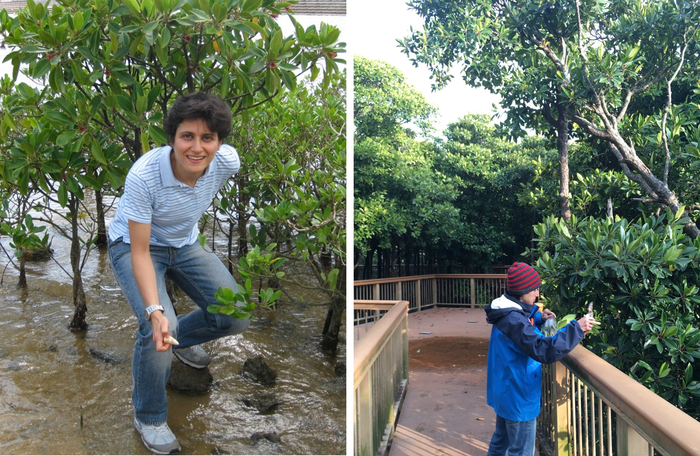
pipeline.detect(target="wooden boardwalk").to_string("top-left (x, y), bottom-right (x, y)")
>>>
top-left (388, 307), bottom-right (496, 456)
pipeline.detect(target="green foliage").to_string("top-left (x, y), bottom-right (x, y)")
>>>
top-left (530, 209), bottom-right (700, 415)
top-left (626, 102), bottom-right (700, 221)
top-left (354, 55), bottom-right (436, 140)
top-left (353, 57), bottom-right (458, 272)
top-left (221, 71), bottom-right (345, 352)
top-left (224, 71), bottom-right (346, 308)
top-left (0, 0), bottom-right (343, 328)
top-left (209, 278), bottom-right (281, 320)
top-left (400, 0), bottom-right (569, 139)
top-left (354, 133), bottom-right (460, 258)
top-left (436, 115), bottom-right (549, 269)
top-left (0, 213), bottom-right (49, 260)
top-left (401, 0), bottom-right (700, 234)
top-left (518, 140), bottom-right (644, 220)
top-left (354, 67), bottom-right (563, 273)
top-left (402, 0), bottom-right (699, 138)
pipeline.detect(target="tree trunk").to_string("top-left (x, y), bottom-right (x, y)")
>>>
top-left (569, 22), bottom-right (699, 238)
top-left (236, 176), bottom-right (251, 257)
top-left (209, 206), bottom-right (217, 251)
top-left (544, 100), bottom-right (571, 221)
top-left (320, 257), bottom-right (345, 355)
top-left (68, 195), bottom-right (88, 331)
top-left (95, 188), bottom-right (108, 246)
top-left (556, 106), bottom-right (571, 221)
top-left (18, 255), bottom-right (27, 288)
top-left (404, 233), bottom-right (411, 276)
top-left (69, 270), bottom-right (88, 331)
top-left (320, 294), bottom-right (345, 355)
top-left (363, 249), bottom-right (373, 280)
top-left (227, 222), bottom-right (235, 275)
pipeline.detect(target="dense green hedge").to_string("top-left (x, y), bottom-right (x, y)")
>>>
top-left (530, 211), bottom-right (700, 414)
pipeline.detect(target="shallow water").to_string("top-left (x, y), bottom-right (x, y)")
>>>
top-left (0, 231), bottom-right (346, 455)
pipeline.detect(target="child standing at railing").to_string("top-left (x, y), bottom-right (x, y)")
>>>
top-left (484, 262), bottom-right (599, 456)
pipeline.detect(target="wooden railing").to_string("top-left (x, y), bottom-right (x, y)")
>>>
top-left (354, 274), bottom-right (700, 456)
top-left (540, 345), bottom-right (700, 456)
top-left (354, 274), bottom-right (507, 312)
top-left (354, 300), bottom-right (409, 456)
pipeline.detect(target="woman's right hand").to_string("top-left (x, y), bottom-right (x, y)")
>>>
top-left (150, 311), bottom-right (172, 351)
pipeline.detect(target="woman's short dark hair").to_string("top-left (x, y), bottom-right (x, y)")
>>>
top-left (164, 92), bottom-right (232, 144)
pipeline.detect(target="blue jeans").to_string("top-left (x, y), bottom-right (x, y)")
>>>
top-left (487, 415), bottom-right (537, 456)
top-left (108, 238), bottom-right (250, 424)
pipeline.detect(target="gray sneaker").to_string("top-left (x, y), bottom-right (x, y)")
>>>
top-left (173, 345), bottom-right (211, 369)
top-left (133, 418), bottom-right (181, 455)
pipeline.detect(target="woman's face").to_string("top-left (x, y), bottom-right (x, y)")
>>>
top-left (169, 118), bottom-right (222, 186)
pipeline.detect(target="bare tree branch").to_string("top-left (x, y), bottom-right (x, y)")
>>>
top-left (662, 32), bottom-right (689, 185)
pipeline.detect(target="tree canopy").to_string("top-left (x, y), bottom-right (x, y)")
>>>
top-left (354, 57), bottom-right (555, 276)
top-left (401, 0), bottom-right (700, 235)
top-left (353, 56), bottom-right (459, 276)
top-left (353, 55), bottom-right (436, 141)
top-left (0, 0), bottom-right (345, 353)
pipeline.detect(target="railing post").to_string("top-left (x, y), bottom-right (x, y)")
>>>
top-left (470, 278), bottom-right (476, 307)
top-left (616, 418), bottom-right (649, 456)
top-left (552, 361), bottom-right (572, 456)
top-left (432, 277), bottom-right (437, 306)
top-left (355, 373), bottom-right (373, 456)
top-left (416, 280), bottom-right (422, 311)
top-left (396, 281), bottom-right (401, 301)
top-left (374, 283), bottom-right (380, 300)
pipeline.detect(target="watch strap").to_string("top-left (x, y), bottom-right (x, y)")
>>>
top-left (145, 304), bottom-right (164, 319)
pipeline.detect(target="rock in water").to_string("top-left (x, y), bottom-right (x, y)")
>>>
top-left (167, 359), bottom-right (213, 395)
top-left (250, 432), bottom-right (281, 444)
top-left (88, 348), bottom-right (123, 364)
top-left (241, 356), bottom-right (277, 385)
top-left (242, 391), bottom-right (281, 413)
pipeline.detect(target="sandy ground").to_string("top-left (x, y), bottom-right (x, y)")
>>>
top-left (388, 307), bottom-right (497, 456)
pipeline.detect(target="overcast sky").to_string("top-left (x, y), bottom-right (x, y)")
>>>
top-left (349, 0), bottom-right (500, 134)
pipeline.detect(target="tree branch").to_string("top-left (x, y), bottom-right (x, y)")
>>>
top-left (608, 144), bottom-right (658, 200)
top-left (501, 0), bottom-right (570, 84)
top-left (574, 0), bottom-right (599, 106)
top-left (571, 113), bottom-right (613, 140)
top-left (662, 32), bottom-right (689, 185)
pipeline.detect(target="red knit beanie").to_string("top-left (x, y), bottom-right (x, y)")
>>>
top-left (507, 262), bottom-right (541, 295)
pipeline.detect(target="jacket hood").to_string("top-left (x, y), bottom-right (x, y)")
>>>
top-left (485, 294), bottom-right (535, 324)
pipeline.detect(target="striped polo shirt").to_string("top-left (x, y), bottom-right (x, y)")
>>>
top-left (108, 144), bottom-right (240, 247)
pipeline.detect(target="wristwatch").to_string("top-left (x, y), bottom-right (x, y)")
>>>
top-left (144, 304), bottom-right (165, 320)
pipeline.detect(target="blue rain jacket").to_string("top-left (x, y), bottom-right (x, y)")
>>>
top-left (484, 294), bottom-right (584, 421)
